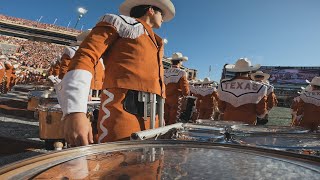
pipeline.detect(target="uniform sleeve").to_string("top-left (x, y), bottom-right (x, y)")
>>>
top-left (256, 96), bottom-right (267, 118)
top-left (59, 54), bottom-right (72, 79)
top-left (179, 75), bottom-right (190, 96)
top-left (296, 99), bottom-right (305, 117)
top-left (67, 22), bottom-right (118, 73)
top-left (59, 22), bottom-right (119, 115)
top-left (267, 92), bottom-right (277, 110)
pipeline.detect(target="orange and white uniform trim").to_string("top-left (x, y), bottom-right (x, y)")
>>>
top-left (218, 77), bottom-right (268, 124)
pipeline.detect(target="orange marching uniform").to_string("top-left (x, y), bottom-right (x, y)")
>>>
top-left (217, 58), bottom-right (268, 125)
top-left (197, 78), bottom-right (219, 119)
top-left (295, 77), bottom-right (320, 131)
top-left (0, 55), bottom-right (7, 94)
top-left (164, 52), bottom-right (189, 125)
top-left (60, 3), bottom-right (175, 143)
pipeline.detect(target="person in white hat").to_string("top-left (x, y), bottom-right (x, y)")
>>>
top-left (60, 0), bottom-right (176, 146)
top-left (58, 29), bottom-right (104, 105)
top-left (197, 77), bottom-right (219, 120)
top-left (217, 58), bottom-right (268, 124)
top-left (250, 71), bottom-right (278, 125)
top-left (291, 85), bottom-right (312, 125)
top-left (59, 30), bottom-right (92, 79)
top-left (294, 76), bottom-right (320, 131)
top-left (164, 52), bottom-right (190, 124)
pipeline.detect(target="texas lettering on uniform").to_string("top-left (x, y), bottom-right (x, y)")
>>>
top-left (223, 81), bottom-right (259, 91)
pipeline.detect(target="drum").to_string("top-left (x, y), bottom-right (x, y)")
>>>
top-left (196, 119), bottom-right (247, 128)
top-left (37, 104), bottom-right (64, 140)
top-left (231, 125), bottom-right (310, 134)
top-left (27, 90), bottom-right (47, 111)
top-left (179, 96), bottom-right (197, 123)
top-left (234, 134), bottom-right (320, 156)
top-left (1, 141), bottom-right (319, 179)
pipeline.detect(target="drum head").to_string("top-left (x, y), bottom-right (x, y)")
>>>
top-left (196, 119), bottom-right (247, 128)
top-left (1, 141), bottom-right (319, 179)
top-left (234, 134), bottom-right (320, 150)
top-left (231, 125), bottom-right (309, 134)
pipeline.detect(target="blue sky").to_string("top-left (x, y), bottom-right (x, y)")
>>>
top-left (1, 0), bottom-right (320, 81)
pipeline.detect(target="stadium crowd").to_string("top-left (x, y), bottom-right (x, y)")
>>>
top-left (0, 14), bottom-right (81, 34)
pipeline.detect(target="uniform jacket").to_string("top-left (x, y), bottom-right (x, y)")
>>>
top-left (197, 86), bottom-right (218, 109)
top-left (264, 84), bottom-right (277, 110)
top-left (60, 14), bottom-right (165, 114)
top-left (296, 90), bottom-right (320, 131)
top-left (59, 46), bottom-right (105, 90)
top-left (164, 67), bottom-right (189, 104)
top-left (59, 46), bottom-right (79, 79)
top-left (217, 76), bottom-right (268, 124)
top-left (0, 61), bottom-right (5, 83)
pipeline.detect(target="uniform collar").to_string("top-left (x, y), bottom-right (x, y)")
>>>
top-left (136, 18), bottom-right (162, 49)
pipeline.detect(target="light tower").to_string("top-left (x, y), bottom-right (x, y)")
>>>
top-left (74, 7), bottom-right (88, 28)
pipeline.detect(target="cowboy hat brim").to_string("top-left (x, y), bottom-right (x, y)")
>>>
top-left (167, 56), bottom-right (188, 61)
top-left (225, 64), bottom-right (261, 72)
top-left (250, 72), bottom-right (270, 81)
top-left (119, 0), bottom-right (175, 22)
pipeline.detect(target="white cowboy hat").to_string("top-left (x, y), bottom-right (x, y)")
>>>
top-left (70, 29), bottom-right (91, 46)
top-left (202, 77), bottom-right (214, 84)
top-left (0, 55), bottom-right (7, 60)
top-left (168, 52), bottom-right (188, 61)
top-left (250, 71), bottom-right (270, 81)
top-left (225, 58), bottom-right (260, 72)
top-left (119, 0), bottom-right (175, 22)
top-left (309, 76), bottom-right (320, 86)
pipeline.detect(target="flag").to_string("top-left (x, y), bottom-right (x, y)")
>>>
top-left (209, 65), bottom-right (212, 72)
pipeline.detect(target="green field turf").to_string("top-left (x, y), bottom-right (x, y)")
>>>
top-left (267, 107), bottom-right (292, 126)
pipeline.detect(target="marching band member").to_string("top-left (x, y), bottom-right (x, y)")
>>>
top-left (164, 52), bottom-right (189, 125)
top-left (217, 58), bottom-right (268, 125)
top-left (59, 30), bottom-right (91, 79)
top-left (189, 79), bottom-right (202, 121)
top-left (58, 30), bottom-right (105, 100)
top-left (52, 56), bottom-right (61, 77)
top-left (197, 77), bottom-right (219, 119)
top-left (250, 71), bottom-right (277, 125)
top-left (0, 55), bottom-right (7, 94)
top-left (4, 56), bottom-right (15, 93)
top-left (295, 77), bottom-right (320, 131)
top-left (291, 85), bottom-right (311, 126)
top-left (60, 0), bottom-right (176, 146)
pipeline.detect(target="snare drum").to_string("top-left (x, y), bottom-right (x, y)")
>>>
top-left (27, 90), bottom-right (46, 111)
top-left (1, 141), bottom-right (320, 179)
top-left (234, 134), bottom-right (320, 156)
top-left (37, 104), bottom-right (64, 140)
top-left (196, 119), bottom-right (247, 128)
top-left (231, 125), bottom-right (310, 134)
